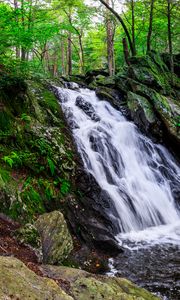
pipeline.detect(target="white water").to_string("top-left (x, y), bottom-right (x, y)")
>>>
top-left (56, 85), bottom-right (180, 248)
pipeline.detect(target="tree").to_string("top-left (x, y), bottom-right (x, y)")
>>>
top-left (147, 0), bottom-right (155, 53)
top-left (105, 0), bottom-right (116, 75)
top-left (98, 0), bottom-right (136, 56)
top-left (167, 0), bottom-right (174, 74)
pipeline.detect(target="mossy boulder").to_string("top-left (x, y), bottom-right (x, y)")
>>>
top-left (15, 223), bottom-right (41, 248)
top-left (35, 211), bottom-right (73, 265)
top-left (40, 264), bottom-right (160, 300)
top-left (127, 91), bottom-right (161, 137)
top-left (0, 256), bottom-right (73, 300)
top-left (95, 75), bottom-right (116, 87)
top-left (129, 80), bottom-right (180, 145)
top-left (127, 55), bottom-right (171, 94)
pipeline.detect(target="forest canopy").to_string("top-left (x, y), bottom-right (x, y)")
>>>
top-left (0, 0), bottom-right (179, 77)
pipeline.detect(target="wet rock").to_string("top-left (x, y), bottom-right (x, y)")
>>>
top-left (85, 69), bottom-right (109, 84)
top-left (127, 91), bottom-right (162, 138)
top-left (65, 82), bottom-right (80, 91)
top-left (95, 86), bottom-right (130, 118)
top-left (35, 211), bottom-right (73, 265)
top-left (67, 169), bottom-right (123, 254)
top-left (0, 256), bottom-right (73, 300)
top-left (129, 80), bottom-right (180, 147)
top-left (40, 264), bottom-right (160, 300)
top-left (75, 96), bottom-right (100, 121)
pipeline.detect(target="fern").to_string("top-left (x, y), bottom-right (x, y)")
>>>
top-left (2, 156), bottom-right (14, 167)
top-left (60, 179), bottom-right (71, 195)
top-left (47, 157), bottom-right (55, 175)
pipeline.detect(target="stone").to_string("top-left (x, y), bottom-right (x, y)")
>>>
top-left (15, 223), bottom-right (41, 248)
top-left (127, 91), bottom-right (161, 137)
top-left (67, 170), bottom-right (123, 254)
top-left (35, 211), bottom-right (73, 264)
top-left (129, 80), bottom-right (180, 146)
top-left (95, 86), bottom-right (130, 118)
top-left (40, 264), bottom-right (160, 300)
top-left (0, 256), bottom-right (73, 300)
top-left (75, 96), bottom-right (100, 121)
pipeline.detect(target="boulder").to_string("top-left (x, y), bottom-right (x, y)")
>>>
top-left (67, 170), bottom-right (123, 254)
top-left (15, 223), bottom-right (41, 248)
top-left (75, 96), bottom-right (100, 121)
top-left (35, 211), bottom-right (73, 264)
top-left (0, 256), bottom-right (73, 300)
top-left (129, 80), bottom-right (180, 146)
top-left (40, 264), bottom-right (160, 300)
top-left (95, 86), bottom-right (130, 118)
top-left (127, 91), bottom-right (162, 137)
top-left (85, 69), bottom-right (109, 84)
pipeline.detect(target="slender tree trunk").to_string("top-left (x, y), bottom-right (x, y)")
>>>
top-left (53, 54), bottom-right (58, 77)
top-left (131, 0), bottom-right (136, 55)
top-left (14, 0), bottom-right (20, 58)
top-left (44, 44), bottom-right (51, 72)
top-left (61, 39), bottom-right (65, 75)
top-left (123, 38), bottom-right (130, 65)
top-left (21, 0), bottom-right (26, 61)
top-left (167, 0), bottom-right (174, 75)
top-left (67, 33), bottom-right (72, 76)
top-left (147, 0), bottom-right (155, 53)
top-left (78, 34), bottom-right (84, 74)
top-left (105, 0), bottom-right (115, 75)
top-left (99, 0), bottom-right (135, 56)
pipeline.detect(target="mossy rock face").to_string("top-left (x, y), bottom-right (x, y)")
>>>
top-left (35, 211), bottom-right (73, 264)
top-left (95, 75), bottom-right (116, 87)
top-left (127, 91), bottom-right (161, 137)
top-left (128, 80), bottom-right (180, 144)
top-left (0, 77), bottom-right (76, 223)
top-left (40, 265), bottom-right (160, 300)
top-left (0, 256), bottom-right (73, 300)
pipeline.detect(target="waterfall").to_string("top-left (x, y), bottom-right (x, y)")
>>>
top-left (55, 85), bottom-right (180, 247)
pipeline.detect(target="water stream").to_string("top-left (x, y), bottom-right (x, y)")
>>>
top-left (55, 85), bottom-right (180, 299)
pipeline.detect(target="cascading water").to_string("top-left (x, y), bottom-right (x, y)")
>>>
top-left (55, 84), bottom-right (180, 299)
top-left (55, 85), bottom-right (180, 248)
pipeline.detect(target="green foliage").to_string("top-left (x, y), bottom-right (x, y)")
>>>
top-left (21, 113), bottom-right (31, 123)
top-left (2, 151), bottom-right (21, 168)
top-left (47, 157), bottom-right (56, 176)
top-left (0, 168), bottom-right (10, 183)
top-left (60, 178), bottom-right (71, 195)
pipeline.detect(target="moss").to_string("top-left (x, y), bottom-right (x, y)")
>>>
top-left (42, 90), bottom-right (61, 114)
top-left (40, 265), bottom-right (159, 300)
top-left (0, 256), bottom-right (73, 300)
top-left (127, 92), bottom-right (156, 124)
top-left (15, 223), bottom-right (41, 248)
top-left (0, 76), bottom-right (77, 224)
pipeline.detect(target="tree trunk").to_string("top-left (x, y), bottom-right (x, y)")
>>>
top-left (67, 33), bottom-right (72, 76)
top-left (78, 35), bottom-right (84, 74)
top-left (53, 54), bottom-right (58, 77)
top-left (105, 0), bottom-right (115, 75)
top-left (167, 0), bottom-right (174, 75)
top-left (61, 39), bottom-right (65, 75)
top-left (147, 0), bottom-right (155, 53)
top-left (123, 38), bottom-right (130, 65)
top-left (98, 0), bottom-right (135, 56)
top-left (21, 0), bottom-right (26, 61)
top-left (14, 0), bottom-right (20, 59)
top-left (131, 0), bottom-right (136, 55)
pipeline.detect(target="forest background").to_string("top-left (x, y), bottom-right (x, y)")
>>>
top-left (0, 0), bottom-right (179, 78)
